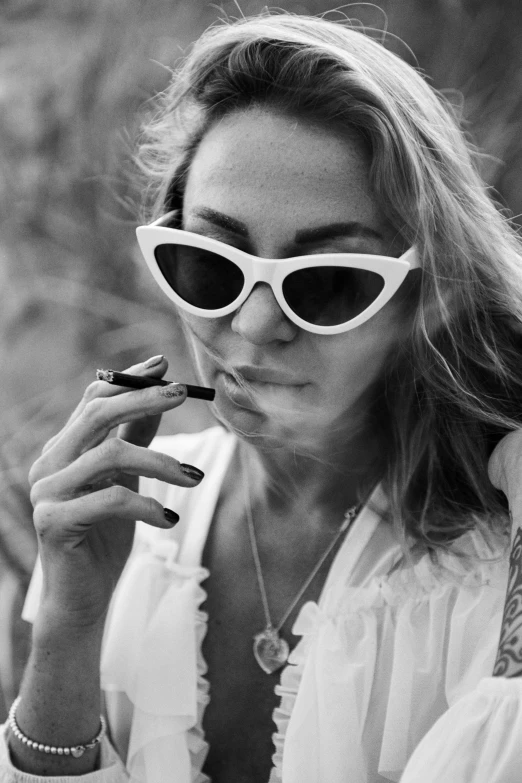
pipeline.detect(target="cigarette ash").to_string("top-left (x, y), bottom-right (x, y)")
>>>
top-left (96, 369), bottom-right (114, 382)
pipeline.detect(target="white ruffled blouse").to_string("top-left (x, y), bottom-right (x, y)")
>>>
top-left (2, 425), bottom-right (522, 783)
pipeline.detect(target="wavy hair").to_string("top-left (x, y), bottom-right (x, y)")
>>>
top-left (135, 12), bottom-right (522, 549)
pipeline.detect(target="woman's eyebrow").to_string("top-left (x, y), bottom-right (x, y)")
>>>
top-left (191, 207), bottom-right (249, 236)
top-left (191, 207), bottom-right (384, 244)
top-left (294, 223), bottom-right (384, 244)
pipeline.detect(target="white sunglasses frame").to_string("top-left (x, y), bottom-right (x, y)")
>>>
top-left (136, 212), bottom-right (420, 335)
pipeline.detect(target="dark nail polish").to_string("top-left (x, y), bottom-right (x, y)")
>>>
top-left (164, 508), bottom-right (180, 525)
top-left (180, 463), bottom-right (205, 482)
top-left (160, 383), bottom-right (186, 399)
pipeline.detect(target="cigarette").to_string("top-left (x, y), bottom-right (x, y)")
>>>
top-left (96, 369), bottom-right (215, 401)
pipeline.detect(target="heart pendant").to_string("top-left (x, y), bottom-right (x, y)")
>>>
top-left (253, 626), bottom-right (289, 674)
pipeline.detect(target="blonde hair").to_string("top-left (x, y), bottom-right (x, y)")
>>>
top-left (136, 12), bottom-right (522, 549)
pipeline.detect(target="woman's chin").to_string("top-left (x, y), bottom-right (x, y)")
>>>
top-left (213, 372), bottom-right (330, 449)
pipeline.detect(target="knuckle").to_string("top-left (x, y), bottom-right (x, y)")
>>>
top-left (40, 440), bottom-right (55, 457)
top-left (101, 484), bottom-right (130, 510)
top-left (33, 501), bottom-right (56, 537)
top-left (29, 478), bottom-right (45, 507)
top-left (82, 381), bottom-right (106, 403)
top-left (28, 457), bottom-right (44, 487)
top-left (83, 397), bottom-right (107, 427)
top-left (41, 434), bottom-right (58, 456)
top-left (99, 437), bottom-right (125, 463)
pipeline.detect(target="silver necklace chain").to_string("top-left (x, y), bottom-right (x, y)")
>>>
top-left (243, 471), bottom-right (360, 634)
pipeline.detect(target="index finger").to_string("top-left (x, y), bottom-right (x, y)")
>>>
top-left (42, 380), bottom-right (187, 470)
top-left (42, 355), bottom-right (168, 455)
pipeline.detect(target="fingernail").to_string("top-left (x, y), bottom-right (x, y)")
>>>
top-left (180, 463), bottom-right (205, 482)
top-left (160, 383), bottom-right (186, 399)
top-left (164, 508), bottom-right (180, 525)
top-left (144, 354), bottom-right (164, 369)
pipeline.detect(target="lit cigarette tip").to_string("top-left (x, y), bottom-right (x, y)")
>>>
top-left (96, 369), bottom-right (114, 383)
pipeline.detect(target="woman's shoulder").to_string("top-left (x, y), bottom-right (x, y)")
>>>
top-left (301, 523), bottom-right (511, 727)
top-left (326, 518), bottom-right (510, 617)
top-left (286, 525), bottom-right (512, 780)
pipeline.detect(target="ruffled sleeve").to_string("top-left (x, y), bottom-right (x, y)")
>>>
top-left (272, 529), bottom-right (510, 783)
top-left (399, 677), bottom-right (522, 783)
top-left (15, 427), bottom-right (235, 783)
top-left (100, 427), bottom-right (235, 783)
top-left (100, 539), bottom-right (210, 783)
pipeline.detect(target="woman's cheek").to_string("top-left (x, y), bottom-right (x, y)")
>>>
top-left (178, 312), bottom-right (237, 384)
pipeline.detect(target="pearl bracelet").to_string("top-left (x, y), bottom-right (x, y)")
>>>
top-left (8, 696), bottom-right (106, 758)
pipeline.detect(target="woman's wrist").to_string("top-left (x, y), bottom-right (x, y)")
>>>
top-left (8, 628), bottom-right (105, 776)
top-left (32, 596), bottom-right (108, 646)
top-left (9, 696), bottom-right (107, 758)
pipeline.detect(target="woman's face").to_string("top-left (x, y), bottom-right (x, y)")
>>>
top-left (181, 107), bottom-right (408, 450)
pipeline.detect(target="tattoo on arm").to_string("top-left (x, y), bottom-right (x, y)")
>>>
top-left (493, 526), bottom-right (522, 677)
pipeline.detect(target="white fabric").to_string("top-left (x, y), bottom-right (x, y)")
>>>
top-left (400, 678), bottom-right (522, 783)
top-left (1, 425), bottom-right (520, 783)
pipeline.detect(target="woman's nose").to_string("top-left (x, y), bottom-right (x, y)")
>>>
top-left (231, 283), bottom-right (297, 344)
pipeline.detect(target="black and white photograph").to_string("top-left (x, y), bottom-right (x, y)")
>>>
top-left (1, 2), bottom-right (521, 781)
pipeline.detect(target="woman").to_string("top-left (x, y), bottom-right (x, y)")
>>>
top-left (1, 12), bottom-right (522, 783)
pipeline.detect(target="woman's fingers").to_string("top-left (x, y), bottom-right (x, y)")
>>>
top-left (33, 485), bottom-right (179, 539)
top-left (488, 429), bottom-right (522, 498)
top-left (41, 356), bottom-right (168, 455)
top-left (116, 412), bottom-right (163, 449)
top-left (30, 381), bottom-right (187, 484)
top-left (32, 439), bottom-right (204, 503)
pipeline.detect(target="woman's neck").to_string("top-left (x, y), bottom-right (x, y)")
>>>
top-left (238, 424), bottom-right (382, 528)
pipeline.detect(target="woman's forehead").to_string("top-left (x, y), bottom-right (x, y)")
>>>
top-left (187, 107), bottom-right (371, 187)
top-left (182, 108), bottom-right (389, 241)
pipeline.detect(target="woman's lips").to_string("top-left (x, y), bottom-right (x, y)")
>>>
top-left (230, 366), bottom-right (307, 386)
top-left (218, 369), bottom-right (307, 397)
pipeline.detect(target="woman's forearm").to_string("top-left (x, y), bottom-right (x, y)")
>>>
top-left (493, 516), bottom-right (522, 678)
top-left (7, 612), bottom-right (106, 776)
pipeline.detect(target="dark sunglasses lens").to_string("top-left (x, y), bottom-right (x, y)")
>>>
top-left (282, 267), bottom-right (385, 326)
top-left (154, 244), bottom-right (244, 310)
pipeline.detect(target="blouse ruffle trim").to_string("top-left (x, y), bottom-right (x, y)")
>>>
top-left (101, 525), bottom-right (508, 783)
top-left (100, 538), bottom-right (211, 783)
top-left (269, 547), bottom-right (508, 783)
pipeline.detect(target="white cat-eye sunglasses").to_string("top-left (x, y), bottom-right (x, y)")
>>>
top-left (136, 211), bottom-right (419, 335)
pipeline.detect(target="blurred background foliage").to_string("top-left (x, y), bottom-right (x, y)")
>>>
top-left (1, 0), bottom-right (522, 718)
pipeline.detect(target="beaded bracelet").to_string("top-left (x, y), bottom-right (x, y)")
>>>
top-left (8, 696), bottom-right (106, 758)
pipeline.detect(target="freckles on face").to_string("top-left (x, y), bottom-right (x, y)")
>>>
top-left (311, 304), bottom-right (403, 415)
top-left (183, 302), bottom-right (402, 435)
top-left (179, 107), bottom-right (406, 431)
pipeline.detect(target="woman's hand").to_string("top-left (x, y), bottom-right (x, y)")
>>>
top-left (8, 355), bottom-right (207, 776)
top-left (28, 355), bottom-right (203, 630)
top-left (488, 429), bottom-right (522, 511)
